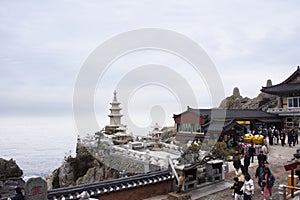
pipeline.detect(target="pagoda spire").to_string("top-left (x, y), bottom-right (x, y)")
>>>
top-left (113, 90), bottom-right (118, 102)
top-left (108, 91), bottom-right (123, 127)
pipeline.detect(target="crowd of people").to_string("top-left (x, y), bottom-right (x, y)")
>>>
top-left (228, 126), bottom-right (295, 200)
top-left (230, 142), bottom-right (275, 200)
top-left (258, 127), bottom-right (299, 147)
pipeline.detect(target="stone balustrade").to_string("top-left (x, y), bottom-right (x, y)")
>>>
top-left (108, 146), bottom-right (177, 170)
top-left (161, 143), bottom-right (182, 154)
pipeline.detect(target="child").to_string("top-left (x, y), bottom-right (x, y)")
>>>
top-left (230, 177), bottom-right (244, 200)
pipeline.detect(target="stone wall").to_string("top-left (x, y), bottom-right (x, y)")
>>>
top-left (101, 154), bottom-right (160, 174)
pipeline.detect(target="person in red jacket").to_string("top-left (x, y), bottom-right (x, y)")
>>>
top-left (263, 167), bottom-right (275, 200)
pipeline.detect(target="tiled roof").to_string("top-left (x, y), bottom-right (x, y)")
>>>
top-left (261, 82), bottom-right (300, 95)
top-left (261, 67), bottom-right (300, 95)
top-left (47, 170), bottom-right (173, 200)
top-left (202, 119), bottom-right (245, 132)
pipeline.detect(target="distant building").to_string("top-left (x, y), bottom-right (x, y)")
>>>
top-left (173, 107), bottom-right (279, 143)
top-left (261, 66), bottom-right (300, 129)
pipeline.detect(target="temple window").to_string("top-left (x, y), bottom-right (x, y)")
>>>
top-left (287, 97), bottom-right (300, 108)
top-left (179, 123), bottom-right (192, 132)
top-left (178, 123), bottom-right (202, 132)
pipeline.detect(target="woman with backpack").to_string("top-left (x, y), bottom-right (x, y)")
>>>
top-left (262, 167), bottom-right (275, 200)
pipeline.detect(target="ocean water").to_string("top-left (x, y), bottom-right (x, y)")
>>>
top-left (0, 116), bottom-right (77, 179)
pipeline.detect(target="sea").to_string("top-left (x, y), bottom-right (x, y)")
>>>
top-left (0, 116), bottom-right (77, 179)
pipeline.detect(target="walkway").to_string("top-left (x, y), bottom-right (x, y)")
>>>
top-left (201, 141), bottom-right (300, 200)
top-left (147, 140), bottom-right (300, 200)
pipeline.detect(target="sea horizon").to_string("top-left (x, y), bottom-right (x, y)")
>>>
top-left (0, 116), bottom-right (77, 178)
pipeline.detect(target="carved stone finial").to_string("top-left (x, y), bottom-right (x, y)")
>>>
top-left (233, 87), bottom-right (240, 98)
top-left (266, 79), bottom-right (272, 87)
top-left (113, 90), bottom-right (117, 102)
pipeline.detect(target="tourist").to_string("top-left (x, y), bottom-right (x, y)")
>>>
top-left (280, 129), bottom-right (286, 146)
top-left (255, 162), bottom-right (265, 194)
top-left (262, 127), bottom-right (268, 138)
top-left (262, 143), bottom-right (269, 164)
top-left (257, 150), bottom-right (266, 165)
top-left (234, 165), bottom-right (245, 183)
top-left (296, 129), bottom-right (299, 145)
top-left (293, 129), bottom-right (298, 146)
top-left (248, 143), bottom-right (255, 163)
top-left (274, 128), bottom-right (279, 145)
top-left (243, 151), bottom-right (251, 176)
top-left (8, 187), bottom-right (24, 200)
top-left (288, 129), bottom-right (294, 147)
top-left (268, 127), bottom-right (273, 146)
top-left (233, 155), bottom-right (242, 169)
top-left (178, 174), bottom-right (184, 193)
top-left (241, 173), bottom-right (254, 200)
top-left (230, 177), bottom-right (244, 200)
top-left (262, 167), bottom-right (275, 200)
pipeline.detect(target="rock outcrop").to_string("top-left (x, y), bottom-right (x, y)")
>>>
top-left (219, 87), bottom-right (251, 109)
top-left (46, 145), bottom-right (117, 190)
top-left (0, 158), bottom-right (25, 199)
top-left (219, 80), bottom-right (279, 110)
top-left (0, 158), bottom-right (23, 179)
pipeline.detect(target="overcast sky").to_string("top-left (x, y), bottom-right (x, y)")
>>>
top-left (1, 1), bottom-right (300, 135)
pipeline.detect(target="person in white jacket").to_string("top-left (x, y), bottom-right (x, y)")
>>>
top-left (241, 173), bottom-right (254, 200)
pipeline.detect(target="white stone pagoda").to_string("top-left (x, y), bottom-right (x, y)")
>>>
top-left (105, 91), bottom-right (124, 134)
top-left (151, 123), bottom-right (162, 150)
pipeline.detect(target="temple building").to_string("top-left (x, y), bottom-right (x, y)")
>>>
top-left (261, 66), bottom-right (300, 129)
top-left (105, 91), bottom-right (124, 134)
top-left (173, 107), bottom-right (278, 143)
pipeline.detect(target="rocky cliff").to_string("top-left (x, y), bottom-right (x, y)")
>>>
top-left (46, 145), bottom-right (117, 190)
top-left (0, 158), bottom-right (23, 179)
top-left (218, 80), bottom-right (279, 110)
top-left (0, 158), bottom-right (25, 198)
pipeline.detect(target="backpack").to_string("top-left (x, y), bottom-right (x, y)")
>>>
top-left (267, 173), bottom-right (275, 188)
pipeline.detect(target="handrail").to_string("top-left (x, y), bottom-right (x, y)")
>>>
top-left (280, 184), bottom-right (300, 200)
top-left (168, 157), bottom-right (179, 184)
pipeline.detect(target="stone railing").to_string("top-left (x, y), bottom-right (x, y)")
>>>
top-left (161, 143), bottom-right (182, 155)
top-left (278, 184), bottom-right (300, 200)
top-left (109, 146), bottom-right (177, 170)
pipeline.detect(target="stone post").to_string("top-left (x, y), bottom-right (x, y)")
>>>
top-left (24, 177), bottom-right (47, 200)
top-left (222, 161), bottom-right (228, 180)
top-left (144, 150), bottom-right (150, 173)
top-left (165, 155), bottom-right (170, 169)
top-left (278, 184), bottom-right (285, 200)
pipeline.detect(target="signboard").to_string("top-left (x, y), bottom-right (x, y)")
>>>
top-left (284, 162), bottom-right (300, 171)
top-left (24, 177), bottom-right (47, 200)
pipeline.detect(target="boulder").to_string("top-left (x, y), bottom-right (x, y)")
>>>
top-left (0, 158), bottom-right (24, 199)
top-left (0, 158), bottom-right (23, 179)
